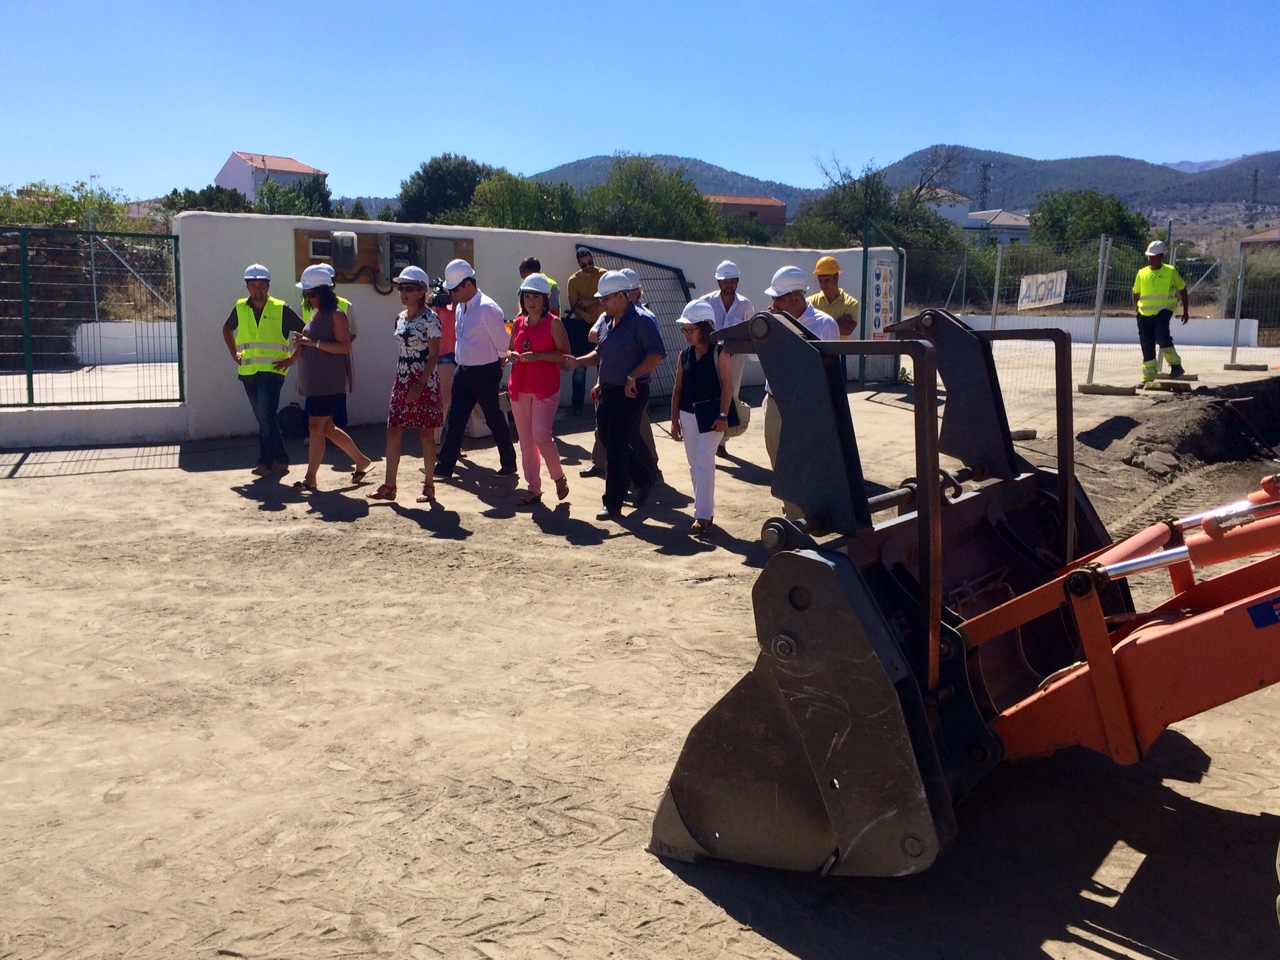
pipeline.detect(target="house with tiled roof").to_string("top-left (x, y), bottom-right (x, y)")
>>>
top-left (964, 208), bottom-right (1031, 245)
top-left (702, 194), bottom-right (787, 234)
top-left (214, 152), bottom-right (328, 202)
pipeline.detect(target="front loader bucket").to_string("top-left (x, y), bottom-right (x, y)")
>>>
top-left (650, 549), bottom-right (956, 876)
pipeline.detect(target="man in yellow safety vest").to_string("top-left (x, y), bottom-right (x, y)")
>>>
top-left (1132, 240), bottom-right (1189, 383)
top-left (222, 263), bottom-right (305, 477)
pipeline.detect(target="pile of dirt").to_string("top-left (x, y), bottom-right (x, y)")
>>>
top-left (1114, 379), bottom-right (1280, 479)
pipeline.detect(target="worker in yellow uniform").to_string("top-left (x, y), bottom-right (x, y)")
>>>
top-left (807, 256), bottom-right (860, 382)
top-left (1131, 240), bottom-right (1189, 383)
top-left (222, 263), bottom-right (305, 477)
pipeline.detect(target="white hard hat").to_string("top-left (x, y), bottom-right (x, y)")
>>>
top-left (677, 300), bottom-right (716, 325)
top-left (714, 260), bottom-right (740, 280)
top-left (393, 265), bottom-right (430, 286)
top-left (519, 273), bottom-right (552, 296)
top-left (243, 263), bottom-right (271, 281)
top-left (317, 263), bottom-right (337, 278)
top-left (765, 265), bottom-right (808, 298)
top-left (1145, 240), bottom-right (1167, 257)
top-left (620, 268), bottom-right (641, 290)
top-left (595, 270), bottom-right (633, 298)
top-left (297, 264), bottom-right (334, 290)
top-left (443, 258), bottom-right (476, 290)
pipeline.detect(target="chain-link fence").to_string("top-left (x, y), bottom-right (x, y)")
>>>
top-left (0, 226), bottom-right (182, 407)
top-left (899, 234), bottom-right (1280, 441)
top-left (584, 245), bottom-right (691, 401)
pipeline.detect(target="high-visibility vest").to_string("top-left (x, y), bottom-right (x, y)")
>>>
top-left (234, 297), bottom-right (289, 375)
top-left (1133, 265), bottom-right (1185, 316)
top-left (302, 295), bottom-right (352, 330)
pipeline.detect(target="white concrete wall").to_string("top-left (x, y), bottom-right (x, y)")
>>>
top-left (960, 313), bottom-right (1259, 347)
top-left (0, 212), bottom-right (894, 447)
top-left (172, 212), bottom-right (888, 441)
top-left (74, 322), bottom-right (178, 364)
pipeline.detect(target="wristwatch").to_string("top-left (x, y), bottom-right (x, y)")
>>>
top-left (626, 375), bottom-right (636, 382)
top-left (717, 412), bottom-right (729, 419)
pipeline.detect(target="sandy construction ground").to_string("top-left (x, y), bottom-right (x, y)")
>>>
top-left (2, 388), bottom-right (1280, 960)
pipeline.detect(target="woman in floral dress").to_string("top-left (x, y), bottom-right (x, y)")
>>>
top-left (367, 266), bottom-right (443, 503)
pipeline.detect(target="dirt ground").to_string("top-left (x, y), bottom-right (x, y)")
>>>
top-left (2, 386), bottom-right (1280, 960)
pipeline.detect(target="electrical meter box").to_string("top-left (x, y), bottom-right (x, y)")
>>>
top-left (377, 234), bottom-right (423, 282)
top-left (330, 231), bottom-right (358, 273)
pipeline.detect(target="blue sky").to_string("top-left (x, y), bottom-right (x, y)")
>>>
top-left (3, 0), bottom-right (1277, 201)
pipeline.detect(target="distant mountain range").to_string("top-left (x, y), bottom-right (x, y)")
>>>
top-left (532, 155), bottom-right (821, 216)
top-left (879, 146), bottom-right (1280, 211)
top-left (531, 148), bottom-right (1280, 216)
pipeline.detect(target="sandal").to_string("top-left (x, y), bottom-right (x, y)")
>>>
top-left (351, 463), bottom-right (373, 484)
top-left (515, 492), bottom-right (542, 507)
top-left (690, 518), bottom-right (712, 536)
top-left (291, 480), bottom-right (318, 493)
top-left (366, 484), bottom-right (397, 501)
top-left (416, 482), bottom-right (435, 504)
top-left (555, 476), bottom-right (569, 500)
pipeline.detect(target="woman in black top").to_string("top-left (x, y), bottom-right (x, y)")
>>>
top-left (670, 300), bottom-right (733, 535)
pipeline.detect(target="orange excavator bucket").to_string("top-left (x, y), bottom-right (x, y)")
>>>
top-left (649, 309), bottom-right (1280, 877)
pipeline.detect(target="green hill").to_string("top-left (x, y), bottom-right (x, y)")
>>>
top-left (882, 146), bottom-right (1280, 210)
top-left (531, 155), bottom-right (820, 216)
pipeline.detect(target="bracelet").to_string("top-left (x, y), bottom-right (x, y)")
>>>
top-left (626, 375), bottom-right (636, 382)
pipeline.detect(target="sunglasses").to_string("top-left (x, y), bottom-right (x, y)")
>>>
top-left (398, 284), bottom-right (424, 292)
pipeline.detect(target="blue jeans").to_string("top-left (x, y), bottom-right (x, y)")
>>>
top-left (241, 373), bottom-right (289, 467)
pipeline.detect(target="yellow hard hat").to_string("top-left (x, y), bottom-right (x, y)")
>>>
top-left (814, 256), bottom-right (840, 277)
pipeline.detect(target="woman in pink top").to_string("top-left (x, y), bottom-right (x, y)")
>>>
top-left (507, 274), bottom-right (570, 507)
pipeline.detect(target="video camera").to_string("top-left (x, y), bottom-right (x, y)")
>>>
top-left (429, 277), bottom-right (451, 309)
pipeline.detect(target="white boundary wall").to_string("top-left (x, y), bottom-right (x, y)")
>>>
top-left (957, 313), bottom-right (1258, 347)
top-left (0, 211), bottom-right (880, 447)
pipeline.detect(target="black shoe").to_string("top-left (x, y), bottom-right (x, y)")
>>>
top-left (432, 464), bottom-right (453, 479)
top-left (1170, 364), bottom-right (1185, 377)
top-left (631, 482), bottom-right (653, 508)
top-left (596, 505), bottom-right (619, 521)
top-left (580, 465), bottom-right (605, 478)
top-left (497, 464), bottom-right (518, 477)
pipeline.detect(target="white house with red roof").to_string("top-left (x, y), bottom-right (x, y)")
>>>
top-left (214, 152), bottom-right (327, 202)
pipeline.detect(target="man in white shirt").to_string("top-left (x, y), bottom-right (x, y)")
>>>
top-left (698, 260), bottom-right (754, 458)
top-left (761, 265), bottom-right (840, 520)
top-left (434, 259), bottom-right (518, 478)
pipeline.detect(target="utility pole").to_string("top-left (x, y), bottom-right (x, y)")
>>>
top-left (977, 163), bottom-right (992, 209)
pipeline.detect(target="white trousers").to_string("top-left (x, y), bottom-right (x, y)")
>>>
top-left (679, 410), bottom-right (719, 521)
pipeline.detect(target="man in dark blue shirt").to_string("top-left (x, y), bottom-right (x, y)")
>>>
top-left (565, 271), bottom-right (666, 521)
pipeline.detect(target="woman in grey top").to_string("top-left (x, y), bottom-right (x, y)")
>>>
top-left (287, 265), bottom-right (373, 492)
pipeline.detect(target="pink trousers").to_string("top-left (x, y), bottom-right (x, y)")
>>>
top-left (511, 392), bottom-right (564, 495)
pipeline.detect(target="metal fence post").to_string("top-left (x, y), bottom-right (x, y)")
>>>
top-left (173, 236), bottom-right (185, 402)
top-left (1085, 234), bottom-right (1112, 385)
top-left (989, 243), bottom-right (1003, 330)
top-left (19, 228), bottom-right (34, 405)
top-left (87, 209), bottom-right (100, 323)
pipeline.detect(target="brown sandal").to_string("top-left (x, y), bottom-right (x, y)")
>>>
top-left (515, 492), bottom-right (542, 507)
top-left (367, 484), bottom-right (396, 500)
top-left (416, 482), bottom-right (435, 503)
top-left (690, 518), bottom-right (712, 536)
top-left (555, 475), bottom-right (569, 500)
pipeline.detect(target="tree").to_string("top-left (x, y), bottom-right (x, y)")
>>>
top-left (1029, 189), bottom-right (1150, 247)
top-left (377, 205), bottom-right (395, 222)
top-left (778, 214), bottom-right (849, 249)
top-left (333, 198), bottom-right (347, 217)
top-left (583, 155), bottom-right (722, 242)
top-left (156, 184), bottom-right (253, 216)
top-left (469, 172), bottom-right (583, 232)
top-left (350, 198), bottom-right (370, 220)
top-left (799, 161), bottom-right (961, 252)
top-left (397, 154), bottom-right (495, 223)
top-left (0, 179), bottom-right (134, 230)
top-left (293, 174), bottom-right (332, 217)
top-left (722, 213), bottom-right (774, 246)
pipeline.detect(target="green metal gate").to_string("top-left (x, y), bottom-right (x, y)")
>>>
top-left (0, 225), bottom-right (183, 407)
